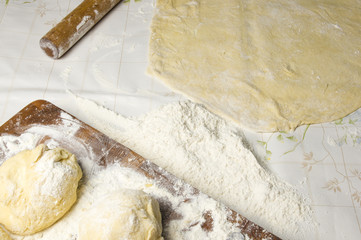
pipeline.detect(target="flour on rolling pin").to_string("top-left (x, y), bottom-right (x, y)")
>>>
top-left (39, 0), bottom-right (122, 59)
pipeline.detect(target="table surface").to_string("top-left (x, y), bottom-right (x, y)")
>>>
top-left (1, 0), bottom-right (361, 239)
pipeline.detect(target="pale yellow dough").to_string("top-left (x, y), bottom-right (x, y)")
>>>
top-left (0, 144), bottom-right (82, 235)
top-left (0, 226), bottom-right (12, 240)
top-left (78, 189), bottom-right (163, 240)
top-left (148, 0), bottom-right (361, 132)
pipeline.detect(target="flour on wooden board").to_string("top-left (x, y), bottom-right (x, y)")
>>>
top-left (74, 96), bottom-right (317, 240)
top-left (0, 111), bottom-right (252, 239)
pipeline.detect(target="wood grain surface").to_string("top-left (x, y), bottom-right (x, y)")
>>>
top-left (40, 0), bottom-right (122, 58)
top-left (0, 100), bottom-right (281, 240)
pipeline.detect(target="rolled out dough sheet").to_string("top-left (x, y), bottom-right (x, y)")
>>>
top-left (147, 0), bottom-right (361, 132)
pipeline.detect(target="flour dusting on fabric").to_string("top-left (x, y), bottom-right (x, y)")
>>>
top-left (75, 96), bottom-right (316, 239)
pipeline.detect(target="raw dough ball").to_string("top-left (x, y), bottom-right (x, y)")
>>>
top-left (0, 226), bottom-right (12, 240)
top-left (148, 0), bottom-right (361, 132)
top-left (0, 144), bottom-right (82, 235)
top-left (78, 189), bottom-right (163, 240)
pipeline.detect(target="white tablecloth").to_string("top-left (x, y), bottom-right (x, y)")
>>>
top-left (1, 0), bottom-right (361, 239)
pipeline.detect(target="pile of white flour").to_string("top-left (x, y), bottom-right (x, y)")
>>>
top-left (75, 97), bottom-right (316, 239)
top-left (0, 130), bottom-right (250, 239)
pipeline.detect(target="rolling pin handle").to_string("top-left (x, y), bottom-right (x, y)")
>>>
top-left (39, 0), bottom-right (122, 59)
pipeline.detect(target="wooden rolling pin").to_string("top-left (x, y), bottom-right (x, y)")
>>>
top-left (40, 0), bottom-right (122, 59)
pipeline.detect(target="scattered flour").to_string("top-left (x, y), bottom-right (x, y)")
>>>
top-left (0, 96), bottom-right (316, 239)
top-left (4, 162), bottom-right (249, 240)
top-left (74, 96), bottom-right (316, 240)
top-left (76, 15), bottom-right (92, 32)
top-left (89, 34), bottom-right (121, 53)
top-left (0, 133), bottom-right (41, 160)
top-left (0, 106), bottom-right (256, 239)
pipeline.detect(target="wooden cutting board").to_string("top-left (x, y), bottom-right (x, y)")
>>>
top-left (0, 100), bottom-right (281, 240)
